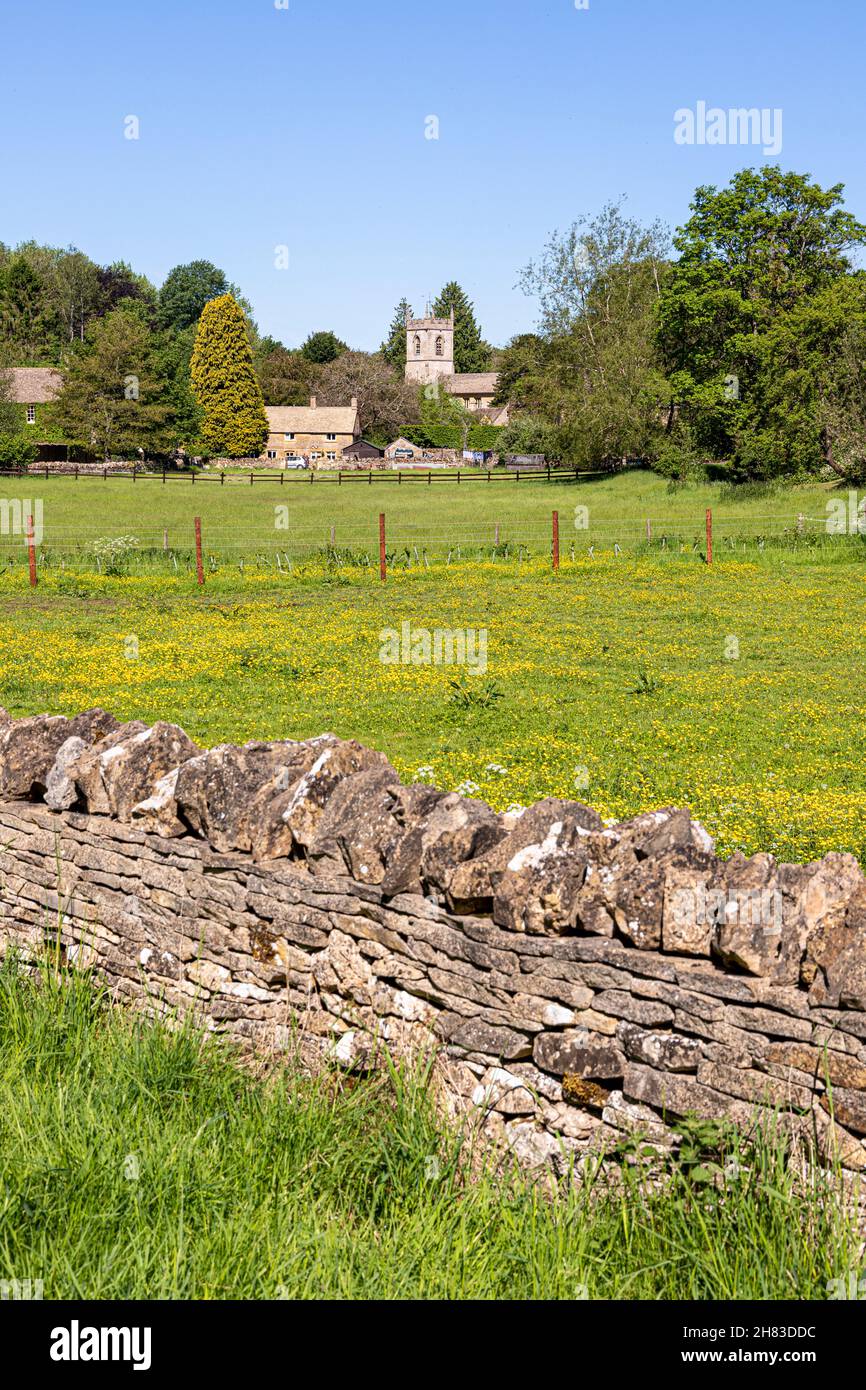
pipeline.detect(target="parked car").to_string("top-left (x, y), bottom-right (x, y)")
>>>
top-left (283, 455), bottom-right (308, 470)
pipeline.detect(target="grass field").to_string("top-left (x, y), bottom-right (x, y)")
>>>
top-left (0, 956), bottom-right (857, 1301)
top-left (0, 467), bottom-right (854, 562)
top-left (2, 471), bottom-right (865, 1302)
top-left (0, 471), bottom-right (864, 864)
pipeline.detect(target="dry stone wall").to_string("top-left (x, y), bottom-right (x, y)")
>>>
top-left (2, 707), bottom-right (866, 1174)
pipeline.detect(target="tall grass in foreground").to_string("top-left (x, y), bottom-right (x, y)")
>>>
top-left (0, 955), bottom-right (859, 1301)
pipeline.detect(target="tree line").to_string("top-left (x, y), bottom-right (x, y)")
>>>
top-left (498, 165), bottom-right (866, 482)
top-left (0, 250), bottom-right (494, 461)
top-left (2, 167), bottom-right (865, 479)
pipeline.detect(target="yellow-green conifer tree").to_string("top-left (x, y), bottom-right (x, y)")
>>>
top-left (190, 293), bottom-right (269, 457)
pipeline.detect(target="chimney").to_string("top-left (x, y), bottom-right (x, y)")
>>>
top-left (351, 396), bottom-right (358, 410)
top-left (310, 395), bottom-right (317, 409)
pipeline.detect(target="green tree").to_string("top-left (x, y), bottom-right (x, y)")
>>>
top-left (257, 346), bottom-right (319, 406)
top-left (431, 282), bottom-right (490, 374)
top-left (190, 293), bottom-right (269, 458)
top-left (48, 306), bottom-right (175, 460)
top-left (316, 351), bottom-right (419, 444)
top-left (159, 261), bottom-right (230, 333)
top-left (98, 262), bottom-right (158, 321)
top-left (52, 249), bottom-right (103, 343)
top-left (517, 201), bottom-right (671, 465)
top-left (738, 273), bottom-right (866, 481)
top-left (0, 257), bottom-right (61, 361)
top-left (300, 330), bottom-right (348, 364)
top-left (494, 333), bottom-right (550, 412)
top-left (657, 167), bottom-right (866, 467)
top-left (153, 324), bottom-right (202, 450)
top-left (379, 298), bottom-right (412, 371)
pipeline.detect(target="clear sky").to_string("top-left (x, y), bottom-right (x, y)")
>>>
top-left (2, 0), bottom-right (864, 350)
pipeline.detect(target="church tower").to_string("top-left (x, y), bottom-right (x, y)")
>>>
top-left (404, 306), bottom-right (455, 386)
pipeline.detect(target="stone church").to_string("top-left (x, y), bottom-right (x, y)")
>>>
top-left (404, 310), bottom-right (509, 425)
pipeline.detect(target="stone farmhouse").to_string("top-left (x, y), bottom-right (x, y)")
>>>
top-left (262, 395), bottom-right (361, 465)
top-left (404, 311), bottom-right (509, 425)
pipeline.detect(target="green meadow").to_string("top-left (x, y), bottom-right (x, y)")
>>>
top-left (0, 472), bottom-right (863, 864)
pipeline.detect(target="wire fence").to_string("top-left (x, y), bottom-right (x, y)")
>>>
top-left (0, 505), bottom-right (862, 581)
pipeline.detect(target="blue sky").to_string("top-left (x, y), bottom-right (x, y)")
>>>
top-left (2, 0), bottom-right (864, 349)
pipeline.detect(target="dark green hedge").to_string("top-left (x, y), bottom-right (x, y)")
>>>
top-left (401, 424), bottom-right (504, 451)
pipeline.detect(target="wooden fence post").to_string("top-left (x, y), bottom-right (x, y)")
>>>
top-left (194, 517), bottom-right (205, 585)
top-left (552, 510), bottom-right (560, 571)
top-left (379, 513), bottom-right (386, 582)
top-left (26, 515), bottom-right (37, 587)
top-left (706, 508), bottom-right (713, 566)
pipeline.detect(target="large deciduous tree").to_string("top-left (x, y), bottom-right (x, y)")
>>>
top-left (315, 351), bottom-right (419, 443)
top-left (657, 166), bottom-right (866, 472)
top-left (515, 201), bottom-right (671, 465)
top-left (300, 330), bottom-right (348, 364)
top-left (158, 260), bottom-right (231, 333)
top-left (257, 345), bottom-right (319, 406)
top-left (49, 306), bottom-right (174, 460)
top-left (190, 293), bottom-right (269, 458)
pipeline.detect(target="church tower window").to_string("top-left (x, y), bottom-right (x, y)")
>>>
top-left (413, 335), bottom-right (421, 356)
top-left (435, 336), bottom-right (443, 357)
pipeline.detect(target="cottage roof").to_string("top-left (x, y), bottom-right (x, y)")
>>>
top-left (266, 404), bottom-right (359, 435)
top-left (8, 367), bottom-right (63, 403)
top-left (446, 373), bottom-right (500, 395)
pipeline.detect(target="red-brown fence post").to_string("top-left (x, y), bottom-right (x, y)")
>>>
top-left (379, 512), bottom-right (386, 582)
top-left (552, 510), bottom-right (560, 571)
top-left (194, 516), bottom-right (205, 585)
top-left (26, 514), bottom-right (37, 587)
top-left (706, 508), bottom-right (713, 566)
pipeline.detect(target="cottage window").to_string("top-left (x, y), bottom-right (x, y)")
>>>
top-left (413, 335), bottom-right (421, 356)
top-left (26, 405), bottom-right (36, 425)
top-left (326, 432), bottom-right (336, 441)
top-left (326, 452), bottom-right (336, 462)
top-left (285, 432), bottom-right (295, 441)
